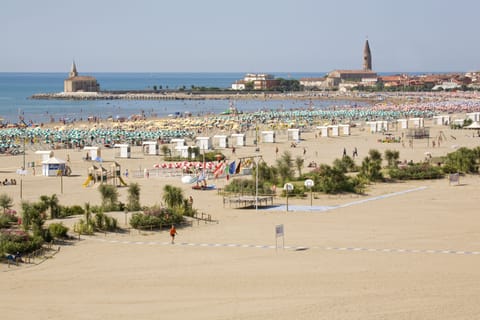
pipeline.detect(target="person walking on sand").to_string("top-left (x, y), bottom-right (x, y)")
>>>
top-left (169, 225), bottom-right (177, 244)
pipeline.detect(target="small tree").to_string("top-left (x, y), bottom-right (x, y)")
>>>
top-left (161, 145), bottom-right (171, 159)
top-left (127, 183), bottom-right (141, 211)
top-left (98, 184), bottom-right (119, 211)
top-left (162, 185), bottom-right (184, 209)
top-left (40, 194), bottom-right (60, 219)
top-left (384, 150), bottom-right (400, 168)
top-left (276, 151), bottom-right (294, 184)
top-left (295, 155), bottom-right (304, 177)
top-left (359, 149), bottom-right (383, 182)
top-left (0, 193), bottom-right (13, 214)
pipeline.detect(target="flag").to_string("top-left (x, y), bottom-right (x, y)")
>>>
top-left (213, 162), bottom-right (224, 178)
top-left (235, 160), bottom-right (242, 174)
top-left (228, 161), bottom-right (236, 175)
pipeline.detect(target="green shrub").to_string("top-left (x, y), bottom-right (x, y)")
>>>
top-left (0, 230), bottom-right (43, 255)
top-left (0, 213), bottom-right (18, 228)
top-left (224, 178), bottom-right (274, 195)
top-left (48, 223), bottom-right (69, 239)
top-left (388, 164), bottom-right (444, 180)
top-left (73, 219), bottom-right (94, 235)
top-left (58, 205), bottom-right (85, 218)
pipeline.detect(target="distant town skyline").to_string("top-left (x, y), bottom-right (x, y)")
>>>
top-left (2, 0), bottom-right (479, 73)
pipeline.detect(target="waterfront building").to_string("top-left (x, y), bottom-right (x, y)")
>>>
top-left (231, 73), bottom-right (279, 90)
top-left (64, 62), bottom-right (100, 93)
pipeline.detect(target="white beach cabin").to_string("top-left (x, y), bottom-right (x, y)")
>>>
top-left (398, 119), bottom-right (409, 129)
top-left (42, 157), bottom-right (66, 177)
top-left (261, 131), bottom-right (275, 143)
top-left (287, 128), bottom-right (301, 141)
top-left (328, 125), bottom-right (339, 137)
top-left (142, 141), bottom-right (158, 155)
top-left (231, 133), bottom-right (246, 147)
top-left (433, 115), bottom-right (451, 126)
top-left (196, 137), bottom-right (212, 151)
top-left (213, 135), bottom-right (229, 148)
top-left (84, 146), bottom-right (101, 161)
top-left (175, 145), bottom-right (190, 158)
top-left (338, 124), bottom-right (350, 136)
top-left (114, 144), bottom-right (131, 158)
top-left (316, 126), bottom-right (328, 137)
top-left (410, 118), bottom-right (424, 128)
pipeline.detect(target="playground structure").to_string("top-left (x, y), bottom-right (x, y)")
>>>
top-left (82, 161), bottom-right (128, 187)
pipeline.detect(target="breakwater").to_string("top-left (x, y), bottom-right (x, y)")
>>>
top-left (30, 90), bottom-right (378, 102)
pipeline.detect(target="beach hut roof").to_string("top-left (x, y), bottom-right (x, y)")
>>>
top-left (42, 157), bottom-right (66, 164)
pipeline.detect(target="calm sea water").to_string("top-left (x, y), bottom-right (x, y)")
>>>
top-left (0, 72), bottom-right (366, 124)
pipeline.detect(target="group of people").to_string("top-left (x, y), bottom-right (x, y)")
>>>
top-left (2, 178), bottom-right (17, 186)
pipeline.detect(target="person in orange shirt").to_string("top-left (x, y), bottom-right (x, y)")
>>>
top-left (169, 225), bottom-right (177, 244)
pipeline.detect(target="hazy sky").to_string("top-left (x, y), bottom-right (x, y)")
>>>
top-left (2, 0), bottom-right (479, 72)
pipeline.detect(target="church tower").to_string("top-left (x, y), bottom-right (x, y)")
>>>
top-left (68, 61), bottom-right (78, 78)
top-left (363, 40), bottom-right (372, 71)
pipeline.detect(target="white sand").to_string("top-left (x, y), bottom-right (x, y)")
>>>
top-left (1, 119), bottom-right (480, 319)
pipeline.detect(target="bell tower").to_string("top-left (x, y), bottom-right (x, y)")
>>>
top-left (69, 61), bottom-right (78, 78)
top-left (363, 40), bottom-right (372, 71)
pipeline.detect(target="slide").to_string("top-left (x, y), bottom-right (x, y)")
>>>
top-left (82, 175), bottom-right (93, 187)
top-left (118, 176), bottom-right (128, 186)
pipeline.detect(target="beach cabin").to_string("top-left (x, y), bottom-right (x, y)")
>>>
top-left (338, 124), bottom-right (350, 136)
top-left (398, 119), bottom-right (408, 129)
top-left (213, 135), bottom-right (229, 148)
top-left (142, 141), bottom-right (158, 155)
top-left (366, 121), bottom-right (378, 133)
top-left (328, 125), bottom-right (339, 137)
top-left (287, 128), bottom-right (301, 141)
top-left (35, 150), bottom-right (54, 163)
top-left (113, 144), bottom-right (131, 158)
top-left (171, 138), bottom-right (185, 149)
top-left (175, 145), bottom-right (190, 158)
top-left (316, 126), bottom-right (328, 137)
top-left (261, 131), bottom-right (275, 143)
top-left (453, 119), bottom-right (465, 126)
top-left (41, 157), bottom-right (66, 177)
top-left (466, 112), bottom-right (480, 122)
top-left (84, 146), bottom-right (101, 161)
top-left (231, 133), bottom-right (246, 147)
top-left (410, 118), bottom-right (424, 128)
top-left (378, 121), bottom-right (390, 132)
top-left (196, 137), bottom-right (212, 151)
top-left (433, 115), bottom-right (450, 126)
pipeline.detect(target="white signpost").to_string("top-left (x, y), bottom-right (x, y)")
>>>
top-left (275, 224), bottom-right (284, 251)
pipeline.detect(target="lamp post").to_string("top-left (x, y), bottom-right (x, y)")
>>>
top-left (283, 183), bottom-right (294, 212)
top-left (254, 154), bottom-right (261, 211)
top-left (304, 179), bottom-right (314, 206)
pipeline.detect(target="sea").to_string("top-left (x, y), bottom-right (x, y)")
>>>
top-left (0, 72), bottom-right (367, 124)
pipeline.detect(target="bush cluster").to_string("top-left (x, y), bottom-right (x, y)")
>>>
top-left (389, 164), bottom-right (444, 180)
top-left (0, 230), bottom-right (43, 256)
top-left (57, 205), bottom-right (85, 218)
top-left (73, 212), bottom-right (118, 235)
top-left (130, 206), bottom-right (184, 230)
top-left (0, 213), bottom-right (17, 228)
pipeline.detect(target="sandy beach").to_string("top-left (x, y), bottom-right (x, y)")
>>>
top-left (1, 115), bottom-right (480, 319)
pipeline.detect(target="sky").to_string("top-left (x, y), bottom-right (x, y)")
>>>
top-left (2, 0), bottom-right (480, 73)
